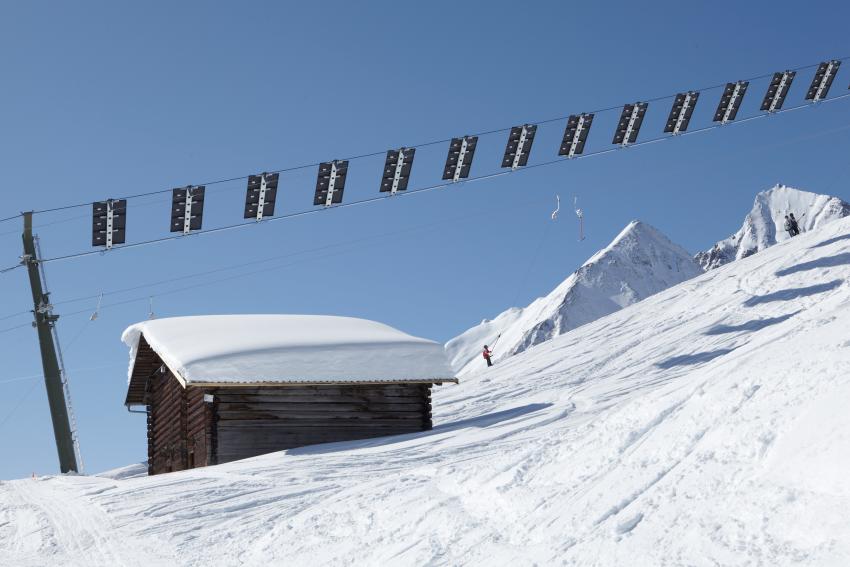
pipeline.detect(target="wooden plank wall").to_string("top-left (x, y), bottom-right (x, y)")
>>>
top-left (186, 388), bottom-right (210, 469)
top-left (148, 370), bottom-right (187, 474)
top-left (148, 374), bottom-right (213, 474)
top-left (211, 384), bottom-right (433, 464)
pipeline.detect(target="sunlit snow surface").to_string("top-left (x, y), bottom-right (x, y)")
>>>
top-left (4, 218), bottom-right (850, 566)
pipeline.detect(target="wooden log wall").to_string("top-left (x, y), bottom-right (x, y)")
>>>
top-left (148, 370), bottom-right (190, 475)
top-left (186, 388), bottom-right (211, 469)
top-left (210, 384), bottom-right (433, 464)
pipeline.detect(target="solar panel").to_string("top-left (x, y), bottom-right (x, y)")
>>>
top-left (805, 60), bottom-right (841, 101)
top-left (91, 199), bottom-right (127, 248)
top-left (612, 102), bottom-right (648, 145)
top-left (314, 160), bottom-right (348, 206)
top-left (761, 71), bottom-right (795, 112)
top-left (713, 81), bottom-right (749, 123)
top-left (170, 186), bottom-right (205, 234)
top-left (501, 124), bottom-right (537, 169)
top-left (442, 136), bottom-right (478, 181)
top-left (664, 92), bottom-right (699, 134)
top-left (379, 148), bottom-right (416, 194)
top-left (559, 113), bottom-right (594, 157)
top-left (244, 172), bottom-right (279, 220)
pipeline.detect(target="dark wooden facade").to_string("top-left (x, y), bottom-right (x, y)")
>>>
top-left (127, 337), bottom-right (439, 475)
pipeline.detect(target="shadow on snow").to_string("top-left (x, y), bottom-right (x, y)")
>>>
top-left (809, 233), bottom-right (850, 250)
top-left (742, 280), bottom-right (843, 307)
top-left (775, 253), bottom-right (850, 277)
top-left (704, 311), bottom-right (800, 335)
top-left (655, 348), bottom-right (736, 370)
top-left (286, 402), bottom-right (554, 456)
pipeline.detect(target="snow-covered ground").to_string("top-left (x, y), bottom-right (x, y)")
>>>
top-left (4, 216), bottom-right (850, 566)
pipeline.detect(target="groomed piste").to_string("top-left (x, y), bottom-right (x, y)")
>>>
top-left (3, 216), bottom-right (850, 566)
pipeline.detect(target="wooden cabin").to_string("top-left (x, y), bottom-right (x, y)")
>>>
top-left (123, 315), bottom-right (457, 475)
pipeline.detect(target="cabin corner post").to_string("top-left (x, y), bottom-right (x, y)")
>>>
top-left (21, 212), bottom-right (79, 474)
top-left (146, 403), bottom-right (154, 476)
top-left (424, 385), bottom-right (433, 431)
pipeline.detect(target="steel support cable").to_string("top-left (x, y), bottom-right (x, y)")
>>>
top-left (0, 363), bottom-right (119, 386)
top-left (0, 263), bottom-right (23, 274)
top-left (0, 322), bottom-right (31, 335)
top-left (0, 205), bottom-right (506, 325)
top-left (0, 55), bottom-right (841, 224)
top-left (34, 91), bottom-right (850, 266)
top-left (50, 208), bottom-right (497, 309)
top-left (40, 206), bottom-right (509, 323)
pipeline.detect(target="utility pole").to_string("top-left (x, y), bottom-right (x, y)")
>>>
top-left (21, 212), bottom-right (79, 473)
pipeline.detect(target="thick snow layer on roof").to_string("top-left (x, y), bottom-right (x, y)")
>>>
top-left (122, 314), bottom-right (455, 384)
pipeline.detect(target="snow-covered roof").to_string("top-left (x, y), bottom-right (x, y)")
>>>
top-left (122, 315), bottom-right (456, 389)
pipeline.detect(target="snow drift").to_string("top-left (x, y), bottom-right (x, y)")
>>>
top-left (446, 220), bottom-right (702, 374)
top-left (4, 216), bottom-right (850, 565)
top-left (696, 184), bottom-right (850, 270)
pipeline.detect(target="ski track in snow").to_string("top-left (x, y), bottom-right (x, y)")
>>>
top-left (4, 217), bottom-right (850, 565)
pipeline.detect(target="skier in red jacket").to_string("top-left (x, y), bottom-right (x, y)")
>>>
top-left (482, 345), bottom-right (494, 367)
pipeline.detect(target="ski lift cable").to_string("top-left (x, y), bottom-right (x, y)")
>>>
top-left (0, 263), bottom-right (23, 274)
top-left (512, 218), bottom-right (554, 308)
top-left (0, 363), bottom-right (120, 387)
top-left (28, 90), bottom-right (850, 267)
top-left (16, 206), bottom-right (507, 325)
top-left (0, 381), bottom-right (39, 430)
top-left (47, 207), bottom-right (497, 310)
top-left (0, 322), bottom-right (32, 335)
top-left (52, 244), bottom-right (371, 322)
top-left (0, 55), bottom-right (844, 225)
top-left (0, 205), bottom-right (510, 327)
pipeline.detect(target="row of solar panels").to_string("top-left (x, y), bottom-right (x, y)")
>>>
top-left (92, 60), bottom-right (843, 248)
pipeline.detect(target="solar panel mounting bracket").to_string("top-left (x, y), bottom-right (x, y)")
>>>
top-left (182, 189), bottom-right (194, 234)
top-left (768, 73), bottom-right (791, 113)
top-left (672, 93), bottom-right (695, 134)
top-left (255, 174), bottom-right (268, 221)
top-left (324, 161), bottom-right (338, 207)
top-left (453, 137), bottom-right (469, 182)
top-left (568, 115), bottom-right (589, 157)
top-left (621, 106), bottom-right (641, 146)
top-left (512, 125), bottom-right (530, 169)
top-left (104, 200), bottom-right (115, 249)
top-left (390, 148), bottom-right (407, 195)
top-left (722, 82), bottom-right (745, 124)
top-left (813, 60), bottom-right (836, 102)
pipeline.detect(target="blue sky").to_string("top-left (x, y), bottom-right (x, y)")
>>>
top-left (1, 1), bottom-right (849, 478)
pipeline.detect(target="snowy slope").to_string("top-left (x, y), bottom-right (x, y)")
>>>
top-left (696, 184), bottom-right (850, 270)
top-left (446, 220), bottom-right (702, 374)
top-left (4, 217), bottom-right (850, 566)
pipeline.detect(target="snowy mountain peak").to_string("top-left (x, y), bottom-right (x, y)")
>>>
top-left (446, 220), bottom-right (701, 374)
top-left (696, 184), bottom-right (850, 270)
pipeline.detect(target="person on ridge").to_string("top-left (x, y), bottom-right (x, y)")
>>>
top-left (482, 345), bottom-right (494, 367)
top-left (789, 213), bottom-right (801, 236)
top-left (783, 215), bottom-right (796, 238)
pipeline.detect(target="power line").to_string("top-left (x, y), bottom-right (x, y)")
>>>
top-left (0, 55), bottom-right (845, 225)
top-left (34, 91), bottom-right (850, 266)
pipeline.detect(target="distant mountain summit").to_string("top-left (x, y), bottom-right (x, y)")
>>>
top-left (695, 185), bottom-right (850, 271)
top-left (446, 220), bottom-right (701, 374)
